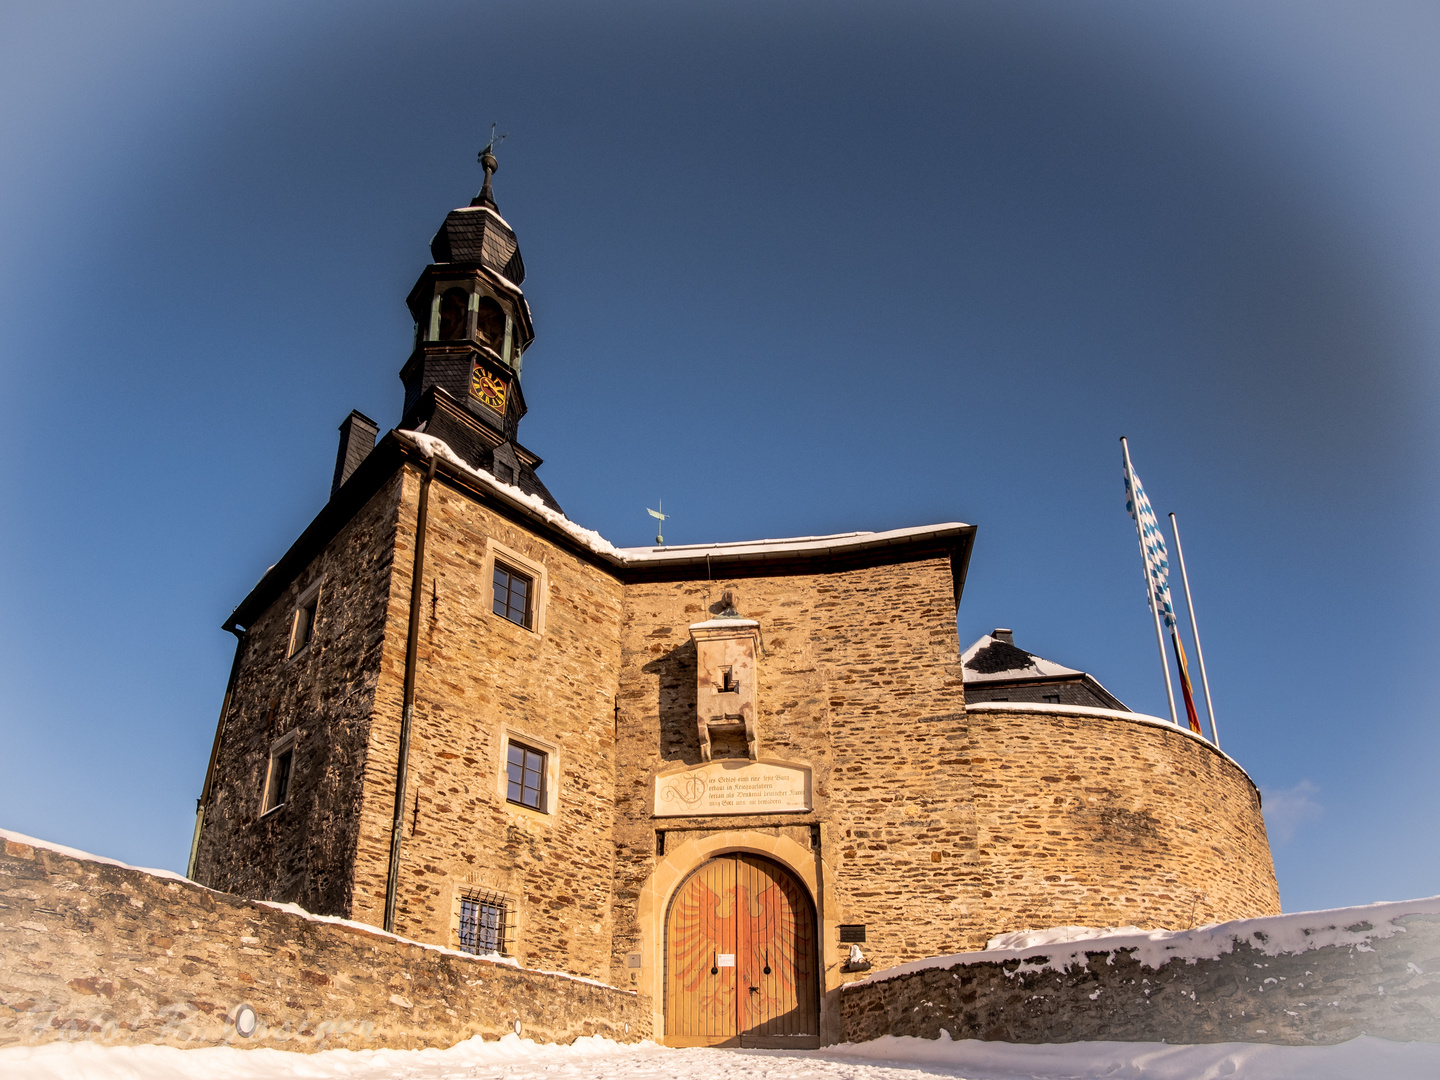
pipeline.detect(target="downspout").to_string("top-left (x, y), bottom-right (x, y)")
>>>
top-left (383, 455), bottom-right (438, 933)
top-left (186, 627), bottom-right (246, 880)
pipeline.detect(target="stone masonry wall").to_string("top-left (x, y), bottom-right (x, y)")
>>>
top-left (612, 558), bottom-right (971, 1007)
top-left (348, 467), bottom-right (626, 982)
top-left (818, 558), bottom-right (973, 965)
top-left (840, 899), bottom-right (1440, 1045)
top-left (192, 472), bottom-right (405, 917)
top-left (0, 837), bottom-right (649, 1051)
top-left (964, 703), bottom-right (1279, 936)
top-left (612, 571), bottom-right (1278, 1042)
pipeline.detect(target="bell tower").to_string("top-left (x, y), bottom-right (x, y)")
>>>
top-left (398, 141), bottom-right (561, 510)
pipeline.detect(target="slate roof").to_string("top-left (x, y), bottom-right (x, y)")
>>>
top-left (961, 629), bottom-right (1128, 711)
top-left (961, 632), bottom-right (1085, 684)
top-left (430, 205), bottom-right (526, 285)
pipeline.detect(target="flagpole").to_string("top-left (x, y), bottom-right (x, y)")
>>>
top-left (1121, 437), bottom-right (1179, 726)
top-left (1169, 512), bottom-right (1219, 748)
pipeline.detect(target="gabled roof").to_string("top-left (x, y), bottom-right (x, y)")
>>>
top-left (961, 631), bottom-right (1082, 684)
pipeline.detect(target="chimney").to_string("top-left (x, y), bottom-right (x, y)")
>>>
top-left (331, 410), bottom-right (379, 497)
top-left (991, 628), bottom-right (1014, 644)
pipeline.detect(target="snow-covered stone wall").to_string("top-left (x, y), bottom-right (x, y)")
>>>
top-left (840, 898), bottom-right (1440, 1045)
top-left (0, 833), bottom-right (649, 1052)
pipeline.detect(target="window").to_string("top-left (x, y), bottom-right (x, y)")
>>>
top-left (492, 563), bottom-right (532, 628)
top-left (498, 729), bottom-right (558, 820)
top-left (483, 540), bottom-right (547, 636)
top-left (262, 735), bottom-right (297, 815)
top-left (1042, 692), bottom-right (1061, 704)
top-left (475, 296), bottom-right (506, 351)
top-left (506, 742), bottom-right (546, 811)
top-left (458, 893), bottom-right (512, 955)
top-left (438, 287), bottom-right (468, 340)
top-left (288, 585), bottom-right (320, 659)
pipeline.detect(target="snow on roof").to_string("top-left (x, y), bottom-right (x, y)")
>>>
top-left (448, 202), bottom-right (516, 232)
top-left (689, 618), bottom-right (760, 631)
top-left (845, 893), bottom-right (1440, 987)
top-left (404, 430), bottom-right (625, 558)
top-left (961, 631), bottom-right (1083, 683)
top-left (400, 431), bottom-right (969, 568)
top-left (487, 268), bottom-right (524, 294)
top-left (615, 525), bottom-right (970, 562)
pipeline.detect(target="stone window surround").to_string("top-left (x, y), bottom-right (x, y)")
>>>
top-left (446, 869), bottom-right (527, 964)
top-left (497, 727), bottom-right (560, 822)
top-left (455, 888), bottom-right (516, 956)
top-left (482, 539), bottom-right (548, 637)
top-left (260, 730), bottom-right (299, 818)
top-left (285, 578), bottom-right (323, 661)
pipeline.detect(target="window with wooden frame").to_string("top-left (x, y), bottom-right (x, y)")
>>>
top-left (505, 741), bottom-right (547, 811)
top-left (497, 729), bottom-right (559, 820)
top-left (492, 562), bottom-right (533, 628)
top-left (287, 582), bottom-right (321, 659)
top-left (262, 732), bottom-right (298, 816)
top-left (457, 891), bottom-right (515, 956)
top-left (483, 540), bottom-right (547, 636)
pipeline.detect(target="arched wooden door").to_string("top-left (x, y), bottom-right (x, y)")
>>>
top-left (665, 853), bottom-right (819, 1048)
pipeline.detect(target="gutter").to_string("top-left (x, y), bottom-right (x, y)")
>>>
top-left (383, 454), bottom-right (438, 933)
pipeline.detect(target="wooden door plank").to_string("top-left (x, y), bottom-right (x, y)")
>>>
top-left (666, 853), bottom-right (817, 1045)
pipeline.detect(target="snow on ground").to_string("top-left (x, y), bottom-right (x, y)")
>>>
top-left (2, 1032), bottom-right (1437, 1080)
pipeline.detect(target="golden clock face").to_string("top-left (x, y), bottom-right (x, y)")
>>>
top-left (471, 367), bottom-right (508, 411)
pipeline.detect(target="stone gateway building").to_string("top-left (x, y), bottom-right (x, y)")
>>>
top-left (188, 156), bottom-right (1280, 1048)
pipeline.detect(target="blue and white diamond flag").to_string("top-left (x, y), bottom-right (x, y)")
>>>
top-left (1123, 455), bottom-right (1177, 632)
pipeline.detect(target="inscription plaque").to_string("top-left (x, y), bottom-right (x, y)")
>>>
top-left (654, 759), bottom-right (811, 817)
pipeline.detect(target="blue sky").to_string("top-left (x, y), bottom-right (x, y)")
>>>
top-left (2, 0), bottom-right (1438, 915)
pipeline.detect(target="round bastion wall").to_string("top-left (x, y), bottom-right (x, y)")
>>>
top-left (960, 703), bottom-right (1279, 937)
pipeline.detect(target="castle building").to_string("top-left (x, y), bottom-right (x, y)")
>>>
top-left (189, 154), bottom-right (1280, 1047)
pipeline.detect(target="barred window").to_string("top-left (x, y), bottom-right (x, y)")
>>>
top-left (492, 563), bottom-right (532, 628)
top-left (458, 894), bottom-right (512, 955)
top-left (506, 742), bottom-right (546, 811)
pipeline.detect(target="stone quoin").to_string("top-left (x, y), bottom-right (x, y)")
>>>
top-left (187, 150), bottom-right (1280, 1047)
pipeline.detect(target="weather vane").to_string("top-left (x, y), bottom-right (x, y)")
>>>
top-left (480, 122), bottom-right (508, 158)
top-left (475, 123), bottom-right (509, 208)
top-left (647, 500), bottom-right (668, 546)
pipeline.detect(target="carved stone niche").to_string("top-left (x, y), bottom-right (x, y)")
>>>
top-left (688, 614), bottom-right (763, 762)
